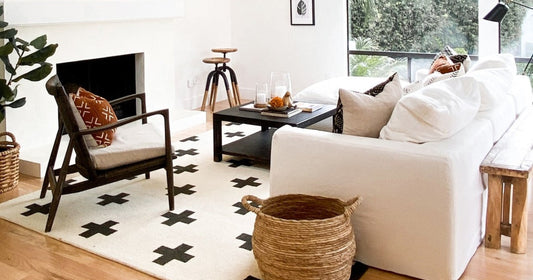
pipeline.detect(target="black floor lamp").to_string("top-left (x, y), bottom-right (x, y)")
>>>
top-left (484, 1), bottom-right (533, 75)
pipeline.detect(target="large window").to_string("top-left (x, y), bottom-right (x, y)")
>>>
top-left (347, 0), bottom-right (533, 82)
top-left (348, 0), bottom-right (479, 81)
top-left (501, 2), bottom-right (533, 77)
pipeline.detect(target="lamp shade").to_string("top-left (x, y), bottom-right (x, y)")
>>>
top-left (484, 2), bottom-right (510, 22)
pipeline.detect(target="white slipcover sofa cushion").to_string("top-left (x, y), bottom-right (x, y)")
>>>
top-left (380, 75), bottom-right (481, 143)
top-left (89, 123), bottom-right (168, 170)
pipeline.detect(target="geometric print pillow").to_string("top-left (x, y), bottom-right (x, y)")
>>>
top-left (71, 88), bottom-right (118, 147)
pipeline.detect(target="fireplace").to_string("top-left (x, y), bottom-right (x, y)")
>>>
top-left (56, 53), bottom-right (140, 119)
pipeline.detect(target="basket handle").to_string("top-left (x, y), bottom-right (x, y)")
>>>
top-left (0, 132), bottom-right (16, 143)
top-left (343, 196), bottom-right (362, 217)
top-left (241, 195), bottom-right (264, 214)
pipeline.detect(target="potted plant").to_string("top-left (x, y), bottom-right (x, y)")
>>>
top-left (0, 5), bottom-right (57, 193)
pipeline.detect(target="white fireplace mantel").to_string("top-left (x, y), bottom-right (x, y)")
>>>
top-left (2, 0), bottom-right (184, 26)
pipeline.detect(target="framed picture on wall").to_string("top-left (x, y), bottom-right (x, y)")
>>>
top-left (290, 0), bottom-right (315, 26)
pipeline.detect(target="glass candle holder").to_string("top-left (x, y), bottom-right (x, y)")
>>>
top-left (255, 82), bottom-right (269, 108)
top-left (269, 72), bottom-right (292, 100)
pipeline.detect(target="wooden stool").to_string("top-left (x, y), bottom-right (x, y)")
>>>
top-left (201, 57), bottom-right (233, 111)
top-left (480, 107), bottom-right (533, 254)
top-left (212, 48), bottom-right (241, 106)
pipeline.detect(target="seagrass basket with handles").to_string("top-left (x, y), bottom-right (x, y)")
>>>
top-left (0, 132), bottom-right (20, 193)
top-left (242, 194), bottom-right (362, 280)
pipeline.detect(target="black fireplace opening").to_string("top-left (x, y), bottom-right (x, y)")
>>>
top-left (56, 53), bottom-right (138, 119)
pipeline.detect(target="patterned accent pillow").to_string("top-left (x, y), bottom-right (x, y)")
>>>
top-left (403, 64), bottom-right (465, 95)
top-left (435, 62), bottom-right (462, 74)
top-left (429, 56), bottom-right (452, 74)
top-left (332, 73), bottom-right (398, 134)
top-left (71, 88), bottom-right (118, 147)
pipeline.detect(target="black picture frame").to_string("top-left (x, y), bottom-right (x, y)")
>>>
top-left (290, 0), bottom-right (315, 26)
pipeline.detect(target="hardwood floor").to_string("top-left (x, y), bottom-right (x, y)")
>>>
top-left (1, 101), bottom-right (532, 280)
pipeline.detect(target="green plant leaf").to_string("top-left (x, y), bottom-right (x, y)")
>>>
top-left (6, 97), bottom-right (26, 108)
top-left (13, 63), bottom-right (53, 82)
top-left (19, 44), bottom-right (58, 66)
top-left (0, 28), bottom-right (17, 39)
top-left (0, 56), bottom-right (15, 75)
top-left (30, 35), bottom-right (47, 49)
top-left (0, 43), bottom-right (13, 56)
top-left (0, 21), bottom-right (8, 28)
top-left (0, 79), bottom-right (14, 100)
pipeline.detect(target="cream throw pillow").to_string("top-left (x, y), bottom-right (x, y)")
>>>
top-left (380, 75), bottom-right (481, 143)
top-left (339, 73), bottom-right (402, 137)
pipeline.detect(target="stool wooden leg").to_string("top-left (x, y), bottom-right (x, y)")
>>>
top-left (486, 174), bottom-right (503, 249)
top-left (511, 177), bottom-right (528, 253)
top-left (201, 71), bottom-right (215, 111)
top-left (217, 70), bottom-right (234, 108)
top-left (227, 67), bottom-right (241, 105)
top-left (210, 74), bottom-right (219, 112)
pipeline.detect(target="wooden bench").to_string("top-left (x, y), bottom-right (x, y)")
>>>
top-left (480, 107), bottom-right (533, 254)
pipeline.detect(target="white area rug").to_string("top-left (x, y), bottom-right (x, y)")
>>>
top-left (0, 123), bottom-right (269, 280)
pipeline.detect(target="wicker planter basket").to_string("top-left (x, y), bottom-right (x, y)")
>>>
top-left (242, 194), bottom-right (361, 280)
top-left (0, 132), bottom-right (20, 193)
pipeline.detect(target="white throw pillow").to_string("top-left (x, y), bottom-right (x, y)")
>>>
top-left (380, 76), bottom-right (481, 143)
top-left (465, 68), bottom-right (515, 112)
top-left (339, 73), bottom-right (403, 138)
top-left (468, 53), bottom-right (517, 73)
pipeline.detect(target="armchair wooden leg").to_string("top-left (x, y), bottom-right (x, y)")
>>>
top-left (45, 141), bottom-right (74, 232)
top-left (166, 165), bottom-right (175, 211)
top-left (41, 124), bottom-right (64, 199)
top-left (145, 172), bottom-right (150, 179)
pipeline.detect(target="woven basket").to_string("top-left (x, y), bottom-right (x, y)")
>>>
top-left (242, 194), bottom-right (361, 280)
top-left (0, 132), bottom-right (20, 193)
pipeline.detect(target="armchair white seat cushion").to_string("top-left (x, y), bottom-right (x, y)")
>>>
top-left (89, 123), bottom-right (170, 170)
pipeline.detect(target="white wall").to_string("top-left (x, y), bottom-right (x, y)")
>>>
top-left (174, 0), bottom-right (232, 109)
top-left (478, 0), bottom-right (500, 56)
top-left (229, 0), bottom-right (348, 100)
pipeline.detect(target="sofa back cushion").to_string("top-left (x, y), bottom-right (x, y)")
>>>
top-left (380, 76), bottom-right (481, 143)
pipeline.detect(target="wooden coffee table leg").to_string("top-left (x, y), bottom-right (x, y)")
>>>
top-left (213, 115), bottom-right (223, 162)
top-left (486, 174), bottom-right (503, 249)
top-left (511, 177), bottom-right (528, 254)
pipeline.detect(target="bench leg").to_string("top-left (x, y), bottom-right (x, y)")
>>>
top-left (485, 174), bottom-right (503, 249)
top-left (511, 177), bottom-right (528, 254)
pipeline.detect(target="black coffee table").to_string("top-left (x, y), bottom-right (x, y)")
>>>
top-left (213, 102), bottom-right (336, 162)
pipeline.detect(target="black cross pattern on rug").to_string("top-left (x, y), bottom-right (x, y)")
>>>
top-left (175, 148), bottom-right (199, 157)
top-left (180, 135), bottom-right (199, 142)
top-left (225, 131), bottom-right (246, 138)
top-left (97, 192), bottom-right (129, 206)
top-left (244, 276), bottom-right (260, 280)
top-left (21, 202), bottom-right (50, 216)
top-left (225, 122), bottom-right (242, 126)
top-left (172, 184), bottom-right (196, 196)
top-left (79, 220), bottom-right (118, 238)
top-left (153, 244), bottom-right (194, 265)
top-left (227, 158), bottom-right (254, 168)
top-left (232, 201), bottom-right (260, 215)
top-left (161, 210), bottom-right (196, 226)
top-left (236, 233), bottom-right (252, 251)
top-left (173, 164), bottom-right (199, 174)
top-left (231, 177), bottom-right (261, 188)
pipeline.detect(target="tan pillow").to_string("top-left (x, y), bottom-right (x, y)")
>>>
top-left (71, 88), bottom-right (118, 147)
top-left (338, 73), bottom-right (403, 138)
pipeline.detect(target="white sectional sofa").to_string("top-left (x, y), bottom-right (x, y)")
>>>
top-left (269, 54), bottom-right (533, 279)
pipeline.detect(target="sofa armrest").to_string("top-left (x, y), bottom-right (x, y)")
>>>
top-left (269, 122), bottom-right (493, 279)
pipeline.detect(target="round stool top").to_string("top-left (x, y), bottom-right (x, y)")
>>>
top-left (212, 48), bottom-right (238, 54)
top-left (202, 57), bottom-right (230, 64)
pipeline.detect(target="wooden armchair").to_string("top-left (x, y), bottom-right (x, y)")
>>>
top-left (40, 75), bottom-right (175, 232)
